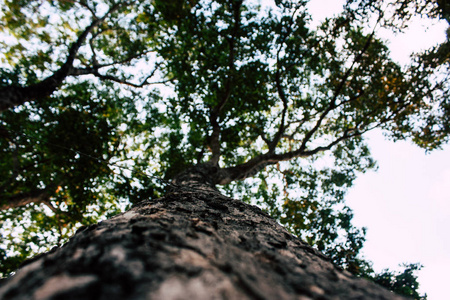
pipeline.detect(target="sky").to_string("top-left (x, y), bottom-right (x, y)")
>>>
top-left (303, 1), bottom-right (450, 299)
top-left (347, 131), bottom-right (450, 300)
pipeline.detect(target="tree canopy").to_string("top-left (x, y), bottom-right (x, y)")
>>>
top-left (0, 0), bottom-right (448, 298)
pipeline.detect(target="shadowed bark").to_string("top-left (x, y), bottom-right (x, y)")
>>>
top-left (0, 168), bottom-right (407, 300)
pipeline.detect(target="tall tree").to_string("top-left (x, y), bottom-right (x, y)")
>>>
top-left (0, 0), bottom-right (447, 298)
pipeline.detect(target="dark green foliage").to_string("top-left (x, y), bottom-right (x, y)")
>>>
top-left (369, 264), bottom-right (427, 300)
top-left (0, 81), bottom-right (150, 275)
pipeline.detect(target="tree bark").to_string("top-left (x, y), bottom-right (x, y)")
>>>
top-left (0, 169), bottom-right (406, 300)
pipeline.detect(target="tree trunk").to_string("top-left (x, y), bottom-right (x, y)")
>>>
top-left (0, 168), bottom-right (406, 300)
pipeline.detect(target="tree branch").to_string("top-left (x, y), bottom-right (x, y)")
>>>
top-left (69, 60), bottom-right (169, 87)
top-left (215, 127), bottom-right (363, 185)
top-left (76, 0), bottom-right (97, 18)
top-left (269, 3), bottom-right (303, 152)
top-left (297, 29), bottom-right (376, 154)
top-left (91, 72), bottom-right (173, 87)
top-left (0, 2), bottom-right (126, 111)
top-left (214, 19), bottom-right (378, 185)
top-left (0, 189), bottom-right (51, 211)
top-left (267, 59), bottom-right (289, 153)
top-left (208, 0), bottom-right (242, 165)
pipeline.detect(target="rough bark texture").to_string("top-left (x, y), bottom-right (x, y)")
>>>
top-left (0, 186), bottom-right (407, 300)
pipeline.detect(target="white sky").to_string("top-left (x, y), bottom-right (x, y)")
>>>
top-left (304, 1), bottom-right (449, 299)
top-left (347, 131), bottom-right (450, 300)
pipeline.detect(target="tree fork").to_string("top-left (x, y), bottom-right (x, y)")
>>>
top-left (0, 171), bottom-right (406, 300)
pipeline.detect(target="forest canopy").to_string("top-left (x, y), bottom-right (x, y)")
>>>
top-left (0, 0), bottom-right (448, 298)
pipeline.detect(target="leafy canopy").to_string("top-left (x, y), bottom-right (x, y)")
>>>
top-left (1, 1), bottom-right (448, 298)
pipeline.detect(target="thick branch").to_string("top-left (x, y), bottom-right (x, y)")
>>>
top-left (215, 153), bottom-right (278, 184)
top-left (0, 2), bottom-right (125, 111)
top-left (215, 127), bottom-right (362, 185)
top-left (0, 190), bottom-right (51, 211)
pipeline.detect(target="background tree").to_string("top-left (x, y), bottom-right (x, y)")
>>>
top-left (1, 0), bottom-right (448, 298)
